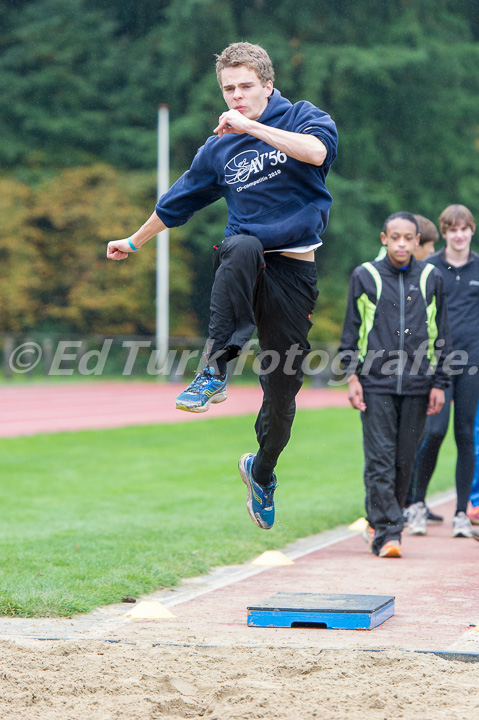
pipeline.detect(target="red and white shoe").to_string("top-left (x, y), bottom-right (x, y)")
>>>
top-left (467, 505), bottom-right (479, 526)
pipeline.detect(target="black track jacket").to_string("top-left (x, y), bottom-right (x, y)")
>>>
top-left (428, 249), bottom-right (479, 366)
top-left (339, 254), bottom-right (452, 395)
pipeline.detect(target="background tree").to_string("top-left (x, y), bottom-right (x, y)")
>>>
top-left (1, 0), bottom-right (479, 339)
top-left (0, 166), bottom-right (194, 335)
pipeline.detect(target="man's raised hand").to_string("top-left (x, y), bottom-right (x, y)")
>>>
top-left (214, 110), bottom-right (251, 138)
top-left (107, 239), bottom-right (135, 261)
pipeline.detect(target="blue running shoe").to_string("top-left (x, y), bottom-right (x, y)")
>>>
top-left (176, 367), bottom-right (227, 413)
top-left (238, 453), bottom-right (277, 530)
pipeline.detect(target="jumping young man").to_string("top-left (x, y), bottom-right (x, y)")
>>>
top-left (106, 42), bottom-right (338, 530)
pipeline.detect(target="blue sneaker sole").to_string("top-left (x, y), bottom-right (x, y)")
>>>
top-left (176, 391), bottom-right (227, 413)
top-left (238, 453), bottom-right (273, 530)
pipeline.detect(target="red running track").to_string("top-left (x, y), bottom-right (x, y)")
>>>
top-left (0, 382), bottom-right (350, 438)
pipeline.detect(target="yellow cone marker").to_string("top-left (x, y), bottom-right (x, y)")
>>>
top-left (349, 517), bottom-right (369, 532)
top-left (251, 550), bottom-right (294, 566)
top-left (126, 601), bottom-right (176, 619)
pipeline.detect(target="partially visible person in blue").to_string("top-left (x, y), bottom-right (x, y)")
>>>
top-left (407, 205), bottom-right (479, 539)
top-left (106, 42), bottom-right (338, 531)
top-left (468, 405), bottom-right (479, 525)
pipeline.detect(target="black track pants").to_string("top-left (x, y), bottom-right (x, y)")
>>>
top-left (208, 235), bottom-right (318, 484)
top-left (209, 235), bottom-right (264, 361)
top-left (410, 370), bottom-right (479, 513)
top-left (361, 392), bottom-right (428, 555)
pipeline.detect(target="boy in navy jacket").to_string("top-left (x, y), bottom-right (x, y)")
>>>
top-left (339, 212), bottom-right (451, 557)
top-left (107, 42), bottom-right (338, 530)
top-left (408, 205), bottom-right (479, 538)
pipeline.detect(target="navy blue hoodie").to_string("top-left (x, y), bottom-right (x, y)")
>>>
top-left (155, 89), bottom-right (338, 251)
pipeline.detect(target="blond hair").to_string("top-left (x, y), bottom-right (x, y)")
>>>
top-left (439, 205), bottom-right (475, 236)
top-left (215, 42), bottom-right (275, 86)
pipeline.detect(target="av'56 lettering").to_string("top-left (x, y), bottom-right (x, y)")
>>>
top-left (224, 149), bottom-right (288, 185)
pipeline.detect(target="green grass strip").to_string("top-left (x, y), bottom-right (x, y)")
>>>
top-left (0, 408), bottom-right (455, 617)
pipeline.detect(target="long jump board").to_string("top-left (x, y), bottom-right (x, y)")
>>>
top-left (247, 592), bottom-right (395, 630)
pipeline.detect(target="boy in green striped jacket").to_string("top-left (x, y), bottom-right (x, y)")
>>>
top-left (339, 212), bottom-right (451, 558)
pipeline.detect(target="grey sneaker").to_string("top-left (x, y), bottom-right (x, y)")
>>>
top-left (452, 512), bottom-right (473, 538)
top-left (407, 502), bottom-right (427, 536)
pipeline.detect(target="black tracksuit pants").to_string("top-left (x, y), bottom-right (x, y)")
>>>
top-left (208, 234), bottom-right (318, 485)
top-left (361, 392), bottom-right (428, 555)
top-left (409, 371), bottom-right (479, 513)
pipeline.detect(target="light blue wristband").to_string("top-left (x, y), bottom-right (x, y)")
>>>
top-left (128, 236), bottom-right (139, 251)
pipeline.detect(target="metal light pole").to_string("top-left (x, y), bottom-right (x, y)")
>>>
top-left (156, 104), bottom-right (169, 371)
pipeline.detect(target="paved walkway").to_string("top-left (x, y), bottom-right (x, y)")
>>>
top-left (1, 495), bottom-right (478, 656)
top-left (157, 497), bottom-right (479, 656)
top-left (0, 382), bottom-right (349, 437)
top-left (1, 382), bottom-right (477, 657)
